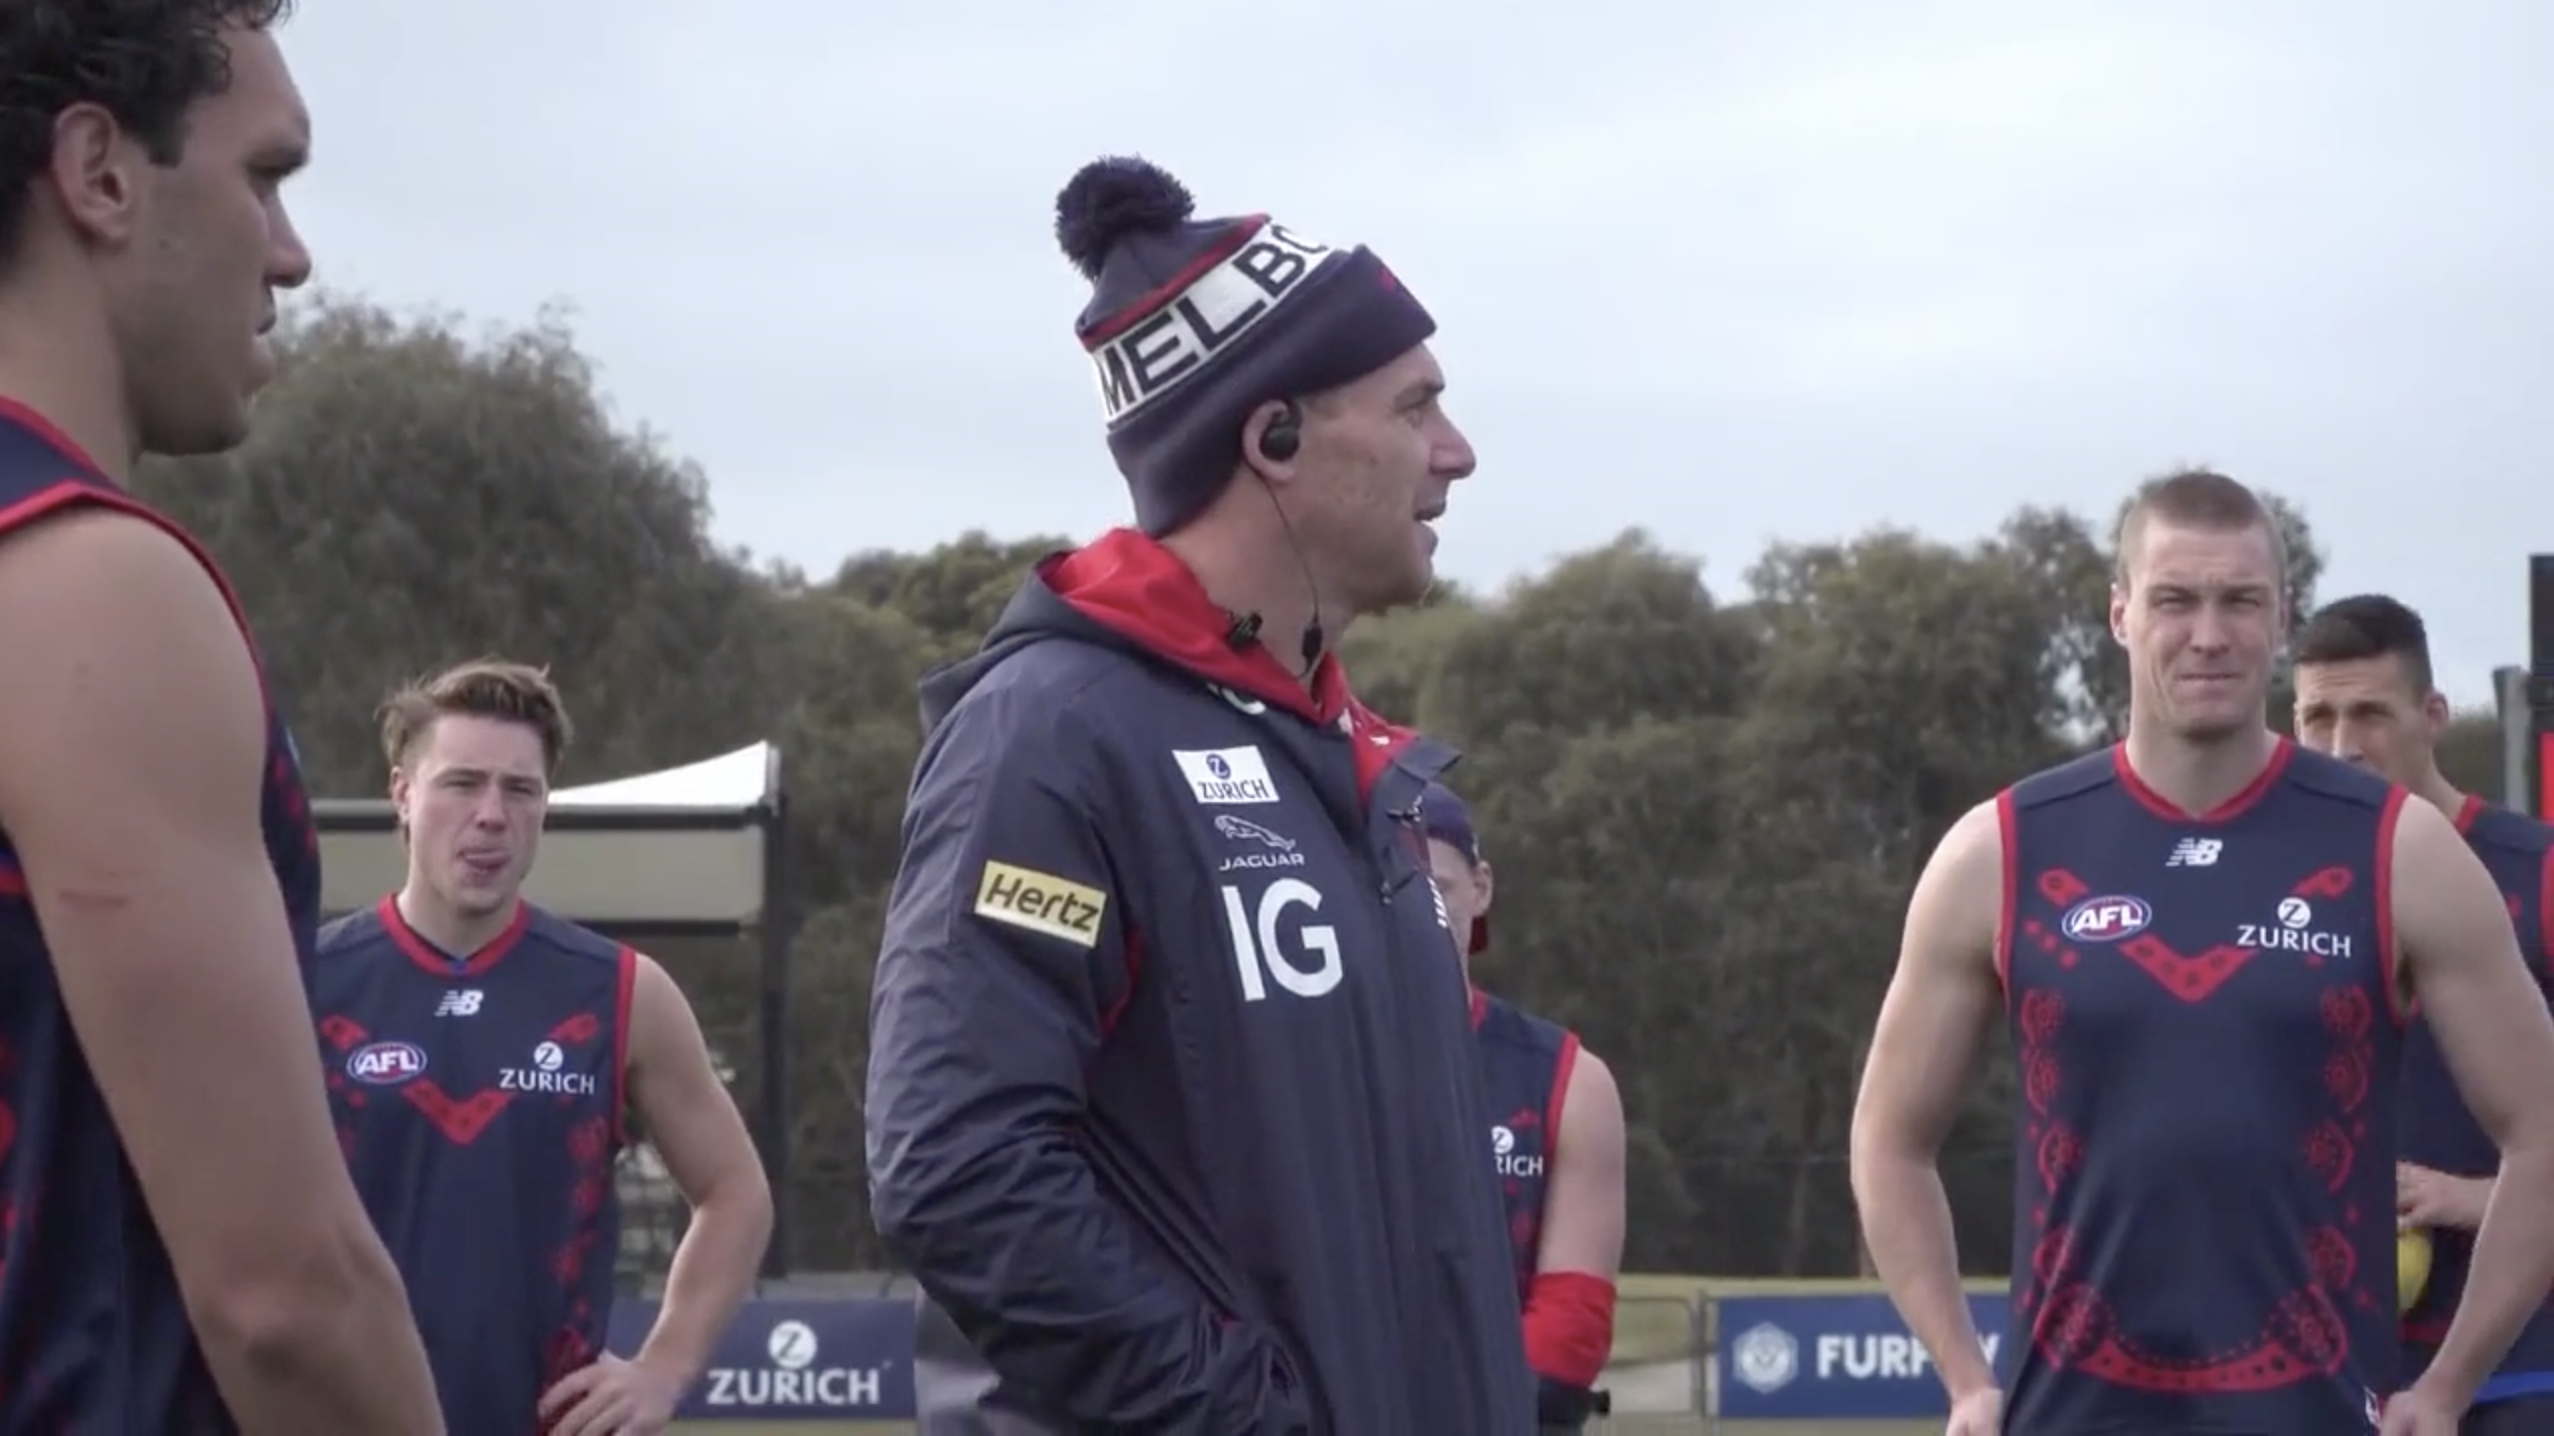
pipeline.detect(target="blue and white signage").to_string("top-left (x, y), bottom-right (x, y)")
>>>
top-left (1718, 1292), bottom-right (2007, 1420)
top-left (605, 1297), bottom-right (915, 1421)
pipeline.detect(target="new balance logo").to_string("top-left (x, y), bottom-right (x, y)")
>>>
top-left (434, 989), bottom-right (484, 1017)
top-left (2166, 838), bottom-right (2223, 868)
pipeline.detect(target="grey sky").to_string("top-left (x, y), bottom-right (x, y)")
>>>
top-left (279, 1), bottom-right (2549, 705)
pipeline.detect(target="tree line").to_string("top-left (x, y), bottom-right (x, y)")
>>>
top-left (141, 296), bottom-right (2513, 1281)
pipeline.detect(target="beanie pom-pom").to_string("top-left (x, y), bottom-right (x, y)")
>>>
top-left (1055, 156), bottom-right (1195, 280)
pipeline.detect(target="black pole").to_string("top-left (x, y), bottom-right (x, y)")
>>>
top-left (754, 790), bottom-right (793, 1280)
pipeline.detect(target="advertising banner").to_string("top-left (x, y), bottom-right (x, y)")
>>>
top-left (1717, 1292), bottom-right (2006, 1420)
top-left (607, 1297), bottom-right (915, 1421)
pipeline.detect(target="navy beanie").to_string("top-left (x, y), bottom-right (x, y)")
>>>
top-left (1418, 781), bottom-right (1482, 864)
top-left (1418, 781), bottom-right (1490, 955)
top-left (1053, 156), bottom-right (1438, 536)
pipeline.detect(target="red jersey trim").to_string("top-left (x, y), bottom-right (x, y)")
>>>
top-left (2111, 737), bottom-right (2292, 823)
top-left (0, 475), bottom-right (277, 899)
top-left (2376, 786), bottom-right (2409, 1026)
top-left (1542, 1030), bottom-right (1583, 1178)
top-left (0, 478), bottom-right (275, 724)
top-left (380, 894), bottom-right (532, 978)
top-left (2539, 846), bottom-right (2554, 977)
top-left (1993, 788), bottom-right (2019, 998)
top-left (611, 946), bottom-right (638, 1147)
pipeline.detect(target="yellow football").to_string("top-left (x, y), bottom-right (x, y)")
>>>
top-left (2398, 1227), bottom-right (2433, 1316)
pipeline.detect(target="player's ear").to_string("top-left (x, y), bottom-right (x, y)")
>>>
top-left (1472, 859), bottom-right (1495, 915)
top-left (46, 102), bottom-right (145, 248)
top-left (1238, 399), bottom-right (1299, 487)
top-left (2107, 582), bottom-right (2130, 647)
top-left (388, 766), bottom-right (412, 825)
top-left (2420, 687), bottom-right (2451, 737)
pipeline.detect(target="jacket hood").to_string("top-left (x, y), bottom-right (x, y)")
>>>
top-left (920, 527), bottom-right (1398, 737)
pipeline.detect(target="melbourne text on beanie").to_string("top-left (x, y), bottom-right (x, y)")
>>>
top-left (1053, 155), bottom-right (1436, 536)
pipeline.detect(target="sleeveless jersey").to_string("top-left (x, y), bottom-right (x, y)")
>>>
top-left (1472, 991), bottom-right (1580, 1304)
top-left (2399, 798), bottom-right (2554, 1398)
top-left (311, 898), bottom-right (634, 1436)
top-left (0, 401), bottom-right (319, 1432)
top-left (1998, 741), bottom-right (2404, 1434)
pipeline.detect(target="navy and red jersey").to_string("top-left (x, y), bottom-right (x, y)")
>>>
top-left (2400, 797), bottom-right (2554, 1399)
top-left (311, 897), bottom-right (634, 1436)
top-left (1996, 740), bottom-right (2405, 1434)
top-left (1473, 989), bottom-right (1579, 1305)
top-left (0, 402), bottom-right (320, 1431)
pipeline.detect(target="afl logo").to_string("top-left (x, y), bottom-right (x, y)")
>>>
top-left (346, 1040), bottom-right (428, 1085)
top-left (2061, 895), bottom-right (2153, 943)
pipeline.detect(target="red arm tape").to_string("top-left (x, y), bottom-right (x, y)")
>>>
top-left (1522, 1270), bottom-right (1616, 1388)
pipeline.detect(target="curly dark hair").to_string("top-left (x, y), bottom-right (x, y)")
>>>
top-left (0, 0), bottom-right (294, 259)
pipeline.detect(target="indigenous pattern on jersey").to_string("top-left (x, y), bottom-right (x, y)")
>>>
top-left (313, 898), bottom-right (634, 1436)
top-left (1473, 990), bottom-right (1579, 1303)
top-left (1998, 741), bottom-right (2403, 1434)
top-left (0, 401), bottom-right (319, 1432)
top-left (2400, 798), bottom-right (2554, 1403)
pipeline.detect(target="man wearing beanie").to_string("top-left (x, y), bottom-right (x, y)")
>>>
top-left (1420, 783), bottom-right (1628, 1433)
top-left (865, 156), bottom-right (1533, 1432)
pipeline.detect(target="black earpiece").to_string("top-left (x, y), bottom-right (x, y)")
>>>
top-left (1257, 400), bottom-right (1301, 463)
top-left (1243, 397), bottom-right (1325, 677)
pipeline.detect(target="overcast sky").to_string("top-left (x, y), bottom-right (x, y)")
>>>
top-left (277, 1), bottom-right (2548, 706)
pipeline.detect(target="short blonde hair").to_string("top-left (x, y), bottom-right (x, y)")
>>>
top-left (2113, 467), bottom-right (2288, 591)
top-left (378, 658), bottom-right (573, 776)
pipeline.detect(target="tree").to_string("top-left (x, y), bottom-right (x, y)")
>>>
top-left (135, 295), bottom-right (772, 794)
top-left (829, 530), bottom-right (1073, 655)
top-left (2436, 710), bottom-right (2514, 803)
top-left (1426, 530), bottom-right (1755, 747)
top-left (170, 289), bottom-right (2438, 1284)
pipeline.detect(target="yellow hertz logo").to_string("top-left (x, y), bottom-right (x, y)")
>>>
top-left (972, 862), bottom-right (1108, 948)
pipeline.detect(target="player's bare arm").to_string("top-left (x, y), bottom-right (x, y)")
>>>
top-left (1522, 1037), bottom-right (1624, 1420)
top-left (620, 953), bottom-right (773, 1374)
top-left (1527, 1048), bottom-right (1626, 1408)
top-left (1850, 797), bottom-right (2003, 1402)
top-left (2390, 797), bottom-right (2554, 1408)
top-left (544, 953), bottom-right (772, 1433)
top-left (2396, 844), bottom-right (2554, 1240)
top-left (1537, 1051), bottom-right (1627, 1281)
top-left (0, 510), bottom-right (442, 1433)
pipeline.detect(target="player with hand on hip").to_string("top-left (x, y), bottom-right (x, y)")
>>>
top-left (2295, 593), bottom-right (2554, 1436)
top-left (1853, 470), bottom-right (2554, 1435)
top-left (311, 660), bottom-right (771, 1435)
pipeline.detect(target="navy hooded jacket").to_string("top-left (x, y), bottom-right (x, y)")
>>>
top-left (864, 528), bottom-right (1535, 1434)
